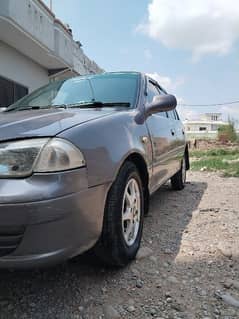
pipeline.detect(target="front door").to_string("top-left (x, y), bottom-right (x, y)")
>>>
top-left (145, 80), bottom-right (176, 193)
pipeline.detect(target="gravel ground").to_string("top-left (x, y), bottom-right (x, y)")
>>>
top-left (0, 171), bottom-right (239, 319)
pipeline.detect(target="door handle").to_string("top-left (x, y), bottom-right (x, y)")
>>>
top-left (171, 129), bottom-right (175, 136)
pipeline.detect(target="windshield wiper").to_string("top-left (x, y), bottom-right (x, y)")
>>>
top-left (7, 105), bottom-right (68, 112)
top-left (66, 101), bottom-right (131, 108)
top-left (6, 102), bottom-right (130, 112)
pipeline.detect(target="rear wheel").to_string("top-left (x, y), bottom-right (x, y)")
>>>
top-left (94, 162), bottom-right (144, 266)
top-left (171, 155), bottom-right (186, 190)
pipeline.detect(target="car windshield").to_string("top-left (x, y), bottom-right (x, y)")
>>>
top-left (8, 73), bottom-right (139, 111)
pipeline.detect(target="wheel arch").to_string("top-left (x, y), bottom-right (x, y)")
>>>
top-left (123, 152), bottom-right (150, 215)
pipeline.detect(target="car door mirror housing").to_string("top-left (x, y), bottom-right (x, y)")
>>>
top-left (146, 94), bottom-right (177, 116)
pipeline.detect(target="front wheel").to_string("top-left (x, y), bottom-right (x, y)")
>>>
top-left (171, 155), bottom-right (186, 190)
top-left (94, 162), bottom-right (144, 267)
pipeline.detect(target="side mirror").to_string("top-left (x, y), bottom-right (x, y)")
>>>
top-left (146, 94), bottom-right (177, 116)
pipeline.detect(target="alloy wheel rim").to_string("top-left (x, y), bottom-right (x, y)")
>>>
top-left (122, 178), bottom-right (141, 246)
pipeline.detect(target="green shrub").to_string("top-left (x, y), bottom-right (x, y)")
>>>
top-left (218, 122), bottom-right (237, 142)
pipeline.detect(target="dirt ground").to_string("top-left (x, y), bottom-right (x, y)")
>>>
top-left (0, 171), bottom-right (239, 319)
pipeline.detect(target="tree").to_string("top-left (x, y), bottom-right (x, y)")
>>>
top-left (218, 120), bottom-right (238, 143)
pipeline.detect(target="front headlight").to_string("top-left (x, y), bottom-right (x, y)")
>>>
top-left (0, 138), bottom-right (85, 178)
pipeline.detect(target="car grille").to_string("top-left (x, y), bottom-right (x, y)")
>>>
top-left (0, 226), bottom-right (25, 257)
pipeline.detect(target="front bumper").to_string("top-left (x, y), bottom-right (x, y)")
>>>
top-left (0, 169), bottom-right (109, 268)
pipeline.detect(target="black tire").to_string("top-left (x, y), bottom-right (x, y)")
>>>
top-left (171, 155), bottom-right (186, 191)
top-left (94, 161), bottom-right (144, 267)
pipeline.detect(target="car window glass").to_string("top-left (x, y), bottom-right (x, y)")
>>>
top-left (8, 74), bottom-right (139, 110)
top-left (174, 110), bottom-right (180, 120)
top-left (167, 110), bottom-right (175, 120)
top-left (158, 86), bottom-right (167, 95)
top-left (53, 80), bottom-right (93, 105)
top-left (159, 111), bottom-right (167, 118)
top-left (146, 81), bottom-right (160, 105)
top-left (155, 86), bottom-right (167, 117)
top-left (146, 81), bottom-right (168, 118)
top-left (9, 80), bottom-right (94, 108)
top-left (90, 75), bottom-right (138, 107)
top-left (168, 110), bottom-right (179, 120)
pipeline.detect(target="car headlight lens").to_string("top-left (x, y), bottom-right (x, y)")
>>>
top-left (34, 138), bottom-right (85, 173)
top-left (0, 138), bottom-right (85, 178)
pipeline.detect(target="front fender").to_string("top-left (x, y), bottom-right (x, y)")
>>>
top-left (58, 111), bottom-right (152, 187)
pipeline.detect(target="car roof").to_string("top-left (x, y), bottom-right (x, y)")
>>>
top-left (72, 71), bottom-right (142, 81)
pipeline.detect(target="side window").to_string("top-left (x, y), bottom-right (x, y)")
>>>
top-left (167, 110), bottom-right (175, 120)
top-left (146, 81), bottom-right (160, 105)
top-left (159, 111), bottom-right (168, 118)
top-left (158, 86), bottom-right (167, 95)
top-left (174, 109), bottom-right (180, 120)
top-left (167, 110), bottom-right (179, 120)
top-left (146, 81), bottom-right (167, 118)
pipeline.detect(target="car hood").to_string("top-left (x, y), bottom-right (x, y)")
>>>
top-left (0, 108), bottom-right (114, 142)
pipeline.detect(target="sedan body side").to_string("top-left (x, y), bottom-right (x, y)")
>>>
top-left (0, 72), bottom-right (186, 268)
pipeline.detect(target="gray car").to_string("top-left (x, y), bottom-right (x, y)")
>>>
top-left (0, 72), bottom-right (189, 268)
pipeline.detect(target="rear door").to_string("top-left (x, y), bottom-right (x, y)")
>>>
top-left (145, 79), bottom-right (176, 193)
top-left (166, 109), bottom-right (185, 175)
top-left (168, 109), bottom-right (186, 169)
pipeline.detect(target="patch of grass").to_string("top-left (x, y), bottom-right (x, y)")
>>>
top-left (190, 148), bottom-right (239, 158)
top-left (190, 148), bottom-right (239, 177)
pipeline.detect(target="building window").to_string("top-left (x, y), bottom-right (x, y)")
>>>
top-left (0, 76), bottom-right (28, 107)
top-left (211, 125), bottom-right (218, 131)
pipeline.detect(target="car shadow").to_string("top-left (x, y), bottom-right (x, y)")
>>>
top-left (143, 179), bottom-right (208, 259)
top-left (0, 179), bottom-right (208, 318)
